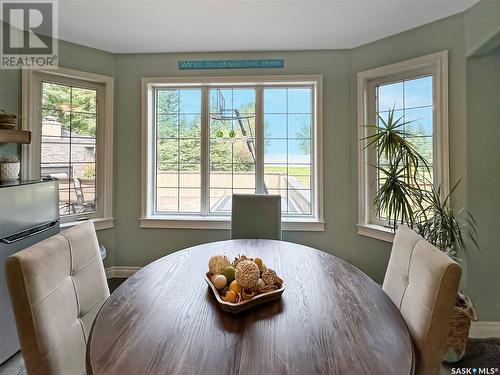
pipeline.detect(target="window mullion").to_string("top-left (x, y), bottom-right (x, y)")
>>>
top-left (201, 86), bottom-right (210, 215)
top-left (255, 86), bottom-right (264, 194)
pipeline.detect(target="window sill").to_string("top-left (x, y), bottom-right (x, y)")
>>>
top-left (139, 216), bottom-right (325, 232)
top-left (61, 217), bottom-right (115, 231)
top-left (357, 223), bottom-right (395, 242)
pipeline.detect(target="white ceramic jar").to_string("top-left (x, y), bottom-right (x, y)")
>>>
top-left (0, 161), bottom-right (20, 181)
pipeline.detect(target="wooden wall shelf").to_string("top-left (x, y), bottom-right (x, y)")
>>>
top-left (0, 129), bottom-right (31, 144)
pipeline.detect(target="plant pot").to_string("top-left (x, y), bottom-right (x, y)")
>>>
top-left (229, 138), bottom-right (236, 144)
top-left (443, 292), bottom-right (477, 363)
top-left (216, 137), bottom-right (224, 143)
top-left (0, 161), bottom-right (20, 181)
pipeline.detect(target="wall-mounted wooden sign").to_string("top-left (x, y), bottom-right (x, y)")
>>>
top-left (178, 59), bottom-right (284, 70)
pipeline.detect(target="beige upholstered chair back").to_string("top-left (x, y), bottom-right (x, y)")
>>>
top-left (382, 225), bottom-right (461, 375)
top-left (5, 221), bottom-right (109, 375)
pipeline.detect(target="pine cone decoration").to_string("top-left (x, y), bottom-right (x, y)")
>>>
top-left (261, 269), bottom-right (283, 287)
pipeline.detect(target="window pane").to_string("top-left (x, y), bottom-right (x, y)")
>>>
top-left (264, 114), bottom-right (286, 138)
top-left (155, 88), bottom-right (202, 213)
top-left (405, 107), bottom-right (433, 136)
top-left (378, 81), bottom-right (403, 111)
top-left (157, 115), bottom-right (178, 138)
top-left (404, 76), bottom-right (432, 108)
top-left (179, 164), bottom-right (201, 187)
top-left (409, 136), bottom-right (433, 164)
top-left (40, 81), bottom-right (98, 217)
top-left (179, 189), bottom-right (201, 212)
top-left (288, 114), bottom-right (311, 139)
top-left (157, 164), bottom-right (178, 188)
top-left (180, 115), bottom-right (201, 138)
top-left (288, 166), bottom-right (311, 189)
top-left (375, 75), bottom-right (434, 221)
top-left (71, 112), bottom-right (96, 138)
top-left (42, 82), bottom-right (70, 111)
top-left (264, 166), bottom-right (286, 190)
top-left (288, 88), bottom-right (311, 113)
top-left (180, 139), bottom-right (200, 163)
top-left (209, 88), bottom-right (256, 214)
top-left (377, 110), bottom-right (404, 128)
top-left (264, 139), bottom-right (287, 163)
top-left (71, 87), bottom-right (97, 113)
top-left (179, 89), bottom-right (201, 114)
top-left (288, 139), bottom-right (310, 164)
top-left (157, 139), bottom-right (179, 164)
top-left (232, 89), bottom-right (255, 114)
top-left (264, 88), bottom-right (286, 113)
top-left (210, 189), bottom-right (232, 212)
top-left (157, 89), bottom-right (179, 114)
top-left (263, 87), bottom-right (313, 215)
top-left (156, 188), bottom-right (178, 212)
top-left (233, 164), bottom-right (255, 189)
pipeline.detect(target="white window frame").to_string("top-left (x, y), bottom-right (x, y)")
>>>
top-left (141, 75), bottom-right (324, 231)
top-left (357, 51), bottom-right (449, 242)
top-left (22, 67), bottom-right (114, 230)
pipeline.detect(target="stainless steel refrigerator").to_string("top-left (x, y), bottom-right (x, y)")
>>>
top-left (0, 180), bottom-right (60, 364)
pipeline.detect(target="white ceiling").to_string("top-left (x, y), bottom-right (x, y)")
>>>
top-left (58, 0), bottom-right (480, 53)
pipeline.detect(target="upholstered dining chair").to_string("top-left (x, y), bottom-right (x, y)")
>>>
top-left (5, 221), bottom-right (109, 375)
top-left (231, 194), bottom-right (282, 240)
top-left (382, 225), bottom-right (461, 375)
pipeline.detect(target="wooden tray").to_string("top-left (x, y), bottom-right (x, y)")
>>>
top-left (204, 272), bottom-right (285, 313)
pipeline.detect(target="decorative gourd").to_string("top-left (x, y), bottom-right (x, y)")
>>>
top-left (221, 266), bottom-right (235, 284)
top-left (208, 255), bottom-right (230, 275)
top-left (212, 274), bottom-right (227, 289)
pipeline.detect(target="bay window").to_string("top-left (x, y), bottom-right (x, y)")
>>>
top-left (141, 76), bottom-right (323, 230)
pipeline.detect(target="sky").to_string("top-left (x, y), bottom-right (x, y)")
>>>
top-left (165, 76), bottom-right (432, 162)
top-left (377, 75), bottom-right (433, 136)
top-left (168, 87), bottom-right (312, 161)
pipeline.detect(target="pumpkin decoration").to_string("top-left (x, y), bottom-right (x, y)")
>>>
top-left (234, 260), bottom-right (260, 289)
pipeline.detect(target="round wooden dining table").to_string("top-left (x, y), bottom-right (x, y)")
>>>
top-left (86, 240), bottom-right (414, 375)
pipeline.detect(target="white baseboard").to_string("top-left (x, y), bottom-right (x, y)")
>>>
top-left (469, 321), bottom-right (500, 338)
top-left (105, 266), bottom-right (140, 279)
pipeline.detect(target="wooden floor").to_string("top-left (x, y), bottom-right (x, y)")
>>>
top-left (0, 352), bottom-right (24, 375)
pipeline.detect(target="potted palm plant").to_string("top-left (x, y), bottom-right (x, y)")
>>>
top-left (363, 108), bottom-right (479, 362)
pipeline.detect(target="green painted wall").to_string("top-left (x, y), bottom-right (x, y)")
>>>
top-left (464, 0), bottom-right (500, 56)
top-left (465, 49), bottom-right (500, 320)
top-left (112, 13), bottom-right (469, 284)
top-left (113, 50), bottom-right (374, 273)
top-left (0, 2), bottom-right (498, 319)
